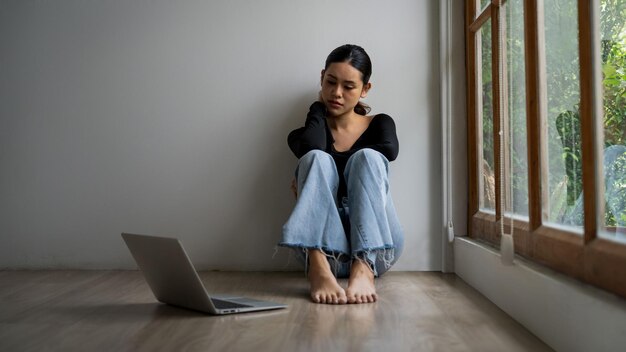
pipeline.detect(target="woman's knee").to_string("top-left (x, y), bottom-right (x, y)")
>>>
top-left (300, 149), bottom-right (334, 166)
top-left (348, 149), bottom-right (388, 168)
top-left (345, 149), bottom-right (389, 179)
top-left (297, 150), bottom-right (338, 181)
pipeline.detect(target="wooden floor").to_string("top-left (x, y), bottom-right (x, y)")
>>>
top-left (0, 271), bottom-right (552, 352)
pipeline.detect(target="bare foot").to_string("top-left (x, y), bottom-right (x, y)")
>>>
top-left (308, 250), bottom-right (347, 304)
top-left (346, 259), bottom-right (377, 304)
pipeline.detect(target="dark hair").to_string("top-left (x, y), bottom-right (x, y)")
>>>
top-left (324, 44), bottom-right (372, 115)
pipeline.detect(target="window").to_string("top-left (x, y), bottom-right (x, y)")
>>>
top-left (598, 0), bottom-right (626, 243)
top-left (479, 17), bottom-right (496, 211)
top-left (466, 0), bottom-right (626, 297)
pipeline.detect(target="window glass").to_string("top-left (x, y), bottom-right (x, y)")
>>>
top-left (543, 0), bottom-right (583, 230)
top-left (480, 18), bottom-right (496, 211)
top-left (481, 0), bottom-right (491, 12)
top-left (504, 0), bottom-right (529, 218)
top-left (598, 0), bottom-right (626, 243)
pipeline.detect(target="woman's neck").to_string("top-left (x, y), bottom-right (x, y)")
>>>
top-left (328, 111), bottom-right (361, 131)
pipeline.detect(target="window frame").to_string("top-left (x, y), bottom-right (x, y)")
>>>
top-left (466, 0), bottom-right (626, 298)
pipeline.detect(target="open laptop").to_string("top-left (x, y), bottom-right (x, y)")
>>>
top-left (121, 233), bottom-right (287, 315)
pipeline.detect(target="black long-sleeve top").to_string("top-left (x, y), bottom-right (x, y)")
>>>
top-left (288, 101), bottom-right (399, 200)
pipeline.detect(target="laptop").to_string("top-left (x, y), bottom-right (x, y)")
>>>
top-left (121, 233), bottom-right (287, 315)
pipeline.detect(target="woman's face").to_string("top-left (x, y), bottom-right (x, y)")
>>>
top-left (320, 61), bottom-right (371, 117)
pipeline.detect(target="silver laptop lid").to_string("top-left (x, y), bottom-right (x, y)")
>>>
top-left (121, 233), bottom-right (217, 314)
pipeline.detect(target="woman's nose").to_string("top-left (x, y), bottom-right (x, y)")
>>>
top-left (332, 87), bottom-right (342, 98)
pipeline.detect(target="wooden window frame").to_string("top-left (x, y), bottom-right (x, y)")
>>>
top-left (466, 0), bottom-right (626, 298)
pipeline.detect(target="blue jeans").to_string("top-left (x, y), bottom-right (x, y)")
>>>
top-left (279, 149), bottom-right (404, 277)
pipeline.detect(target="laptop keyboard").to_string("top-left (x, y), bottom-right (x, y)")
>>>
top-left (211, 298), bottom-right (252, 309)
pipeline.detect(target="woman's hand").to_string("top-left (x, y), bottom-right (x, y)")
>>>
top-left (317, 91), bottom-right (329, 117)
top-left (318, 90), bottom-right (324, 103)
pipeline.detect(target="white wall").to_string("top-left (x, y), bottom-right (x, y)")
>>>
top-left (0, 0), bottom-right (441, 270)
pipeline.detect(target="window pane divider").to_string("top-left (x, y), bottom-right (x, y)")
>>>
top-left (577, 0), bottom-right (598, 244)
top-left (470, 4), bottom-right (492, 33)
top-left (523, 0), bottom-right (543, 232)
top-left (467, 0), bottom-right (479, 219)
top-left (492, 4), bottom-right (503, 222)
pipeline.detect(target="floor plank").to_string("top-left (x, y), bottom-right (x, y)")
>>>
top-left (0, 271), bottom-right (552, 352)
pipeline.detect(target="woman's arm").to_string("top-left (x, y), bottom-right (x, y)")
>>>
top-left (287, 102), bottom-right (328, 158)
top-left (365, 114), bottom-right (399, 161)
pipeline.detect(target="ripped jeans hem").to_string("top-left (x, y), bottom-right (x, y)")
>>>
top-left (277, 243), bottom-right (397, 277)
top-left (277, 243), bottom-right (349, 277)
top-left (353, 245), bottom-right (396, 277)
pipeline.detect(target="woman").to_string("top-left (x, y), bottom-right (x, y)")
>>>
top-left (279, 44), bottom-right (403, 305)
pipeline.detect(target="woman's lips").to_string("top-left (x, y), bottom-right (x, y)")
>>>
top-left (329, 101), bottom-right (343, 108)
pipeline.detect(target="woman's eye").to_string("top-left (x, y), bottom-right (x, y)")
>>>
top-left (345, 86), bottom-right (355, 90)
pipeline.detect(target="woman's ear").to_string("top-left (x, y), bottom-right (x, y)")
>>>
top-left (320, 69), bottom-right (325, 85)
top-left (360, 82), bottom-right (372, 98)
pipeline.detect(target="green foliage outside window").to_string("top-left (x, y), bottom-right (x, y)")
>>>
top-left (480, 0), bottom-right (626, 229)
